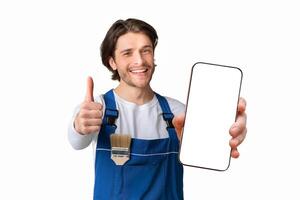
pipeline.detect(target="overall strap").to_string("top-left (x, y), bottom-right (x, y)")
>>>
top-left (103, 89), bottom-right (119, 127)
top-left (96, 89), bottom-right (119, 149)
top-left (155, 93), bottom-right (178, 140)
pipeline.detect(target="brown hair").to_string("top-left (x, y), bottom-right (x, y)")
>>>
top-left (100, 18), bottom-right (158, 81)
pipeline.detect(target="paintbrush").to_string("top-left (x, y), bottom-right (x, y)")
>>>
top-left (110, 134), bottom-right (131, 165)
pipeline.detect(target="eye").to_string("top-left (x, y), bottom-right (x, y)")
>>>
top-left (142, 48), bottom-right (152, 54)
top-left (122, 51), bottom-right (132, 56)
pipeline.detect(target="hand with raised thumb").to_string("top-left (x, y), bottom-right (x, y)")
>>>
top-left (74, 76), bottom-right (103, 135)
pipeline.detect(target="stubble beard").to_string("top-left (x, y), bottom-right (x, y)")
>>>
top-left (119, 63), bottom-right (155, 89)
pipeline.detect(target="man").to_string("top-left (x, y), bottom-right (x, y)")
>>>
top-left (68, 18), bottom-right (247, 200)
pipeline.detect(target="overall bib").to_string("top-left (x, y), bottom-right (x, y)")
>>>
top-left (93, 90), bottom-right (183, 200)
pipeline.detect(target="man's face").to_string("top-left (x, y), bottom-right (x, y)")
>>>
top-left (109, 32), bottom-right (155, 89)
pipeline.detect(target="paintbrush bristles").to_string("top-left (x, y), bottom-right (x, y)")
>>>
top-left (110, 134), bottom-right (131, 148)
top-left (110, 134), bottom-right (132, 165)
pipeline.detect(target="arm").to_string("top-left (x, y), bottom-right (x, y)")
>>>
top-left (68, 77), bottom-right (103, 150)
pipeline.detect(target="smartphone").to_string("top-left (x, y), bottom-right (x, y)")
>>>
top-left (179, 62), bottom-right (243, 171)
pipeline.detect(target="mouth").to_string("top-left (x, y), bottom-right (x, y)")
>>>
top-left (129, 68), bottom-right (149, 74)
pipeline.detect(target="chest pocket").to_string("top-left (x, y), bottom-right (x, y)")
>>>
top-left (122, 154), bottom-right (167, 200)
top-left (127, 152), bottom-right (167, 165)
top-left (118, 139), bottom-right (169, 200)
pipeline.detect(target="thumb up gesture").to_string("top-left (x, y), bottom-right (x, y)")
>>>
top-left (74, 77), bottom-right (103, 135)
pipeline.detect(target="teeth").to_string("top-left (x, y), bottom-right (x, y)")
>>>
top-left (131, 69), bottom-right (147, 73)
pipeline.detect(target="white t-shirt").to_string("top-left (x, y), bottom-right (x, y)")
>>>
top-left (68, 91), bottom-right (185, 150)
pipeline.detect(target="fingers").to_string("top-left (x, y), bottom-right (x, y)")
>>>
top-left (81, 101), bottom-right (103, 110)
top-left (229, 127), bottom-right (247, 158)
top-left (75, 103), bottom-right (103, 134)
top-left (78, 126), bottom-right (101, 135)
top-left (230, 112), bottom-right (247, 137)
top-left (85, 76), bottom-right (94, 102)
top-left (230, 96), bottom-right (247, 137)
top-left (231, 148), bottom-right (240, 158)
top-left (77, 118), bottom-right (102, 127)
top-left (230, 127), bottom-right (247, 148)
top-left (237, 97), bottom-right (246, 114)
top-left (74, 109), bottom-right (102, 135)
top-left (229, 97), bottom-right (247, 158)
top-left (78, 109), bottom-right (103, 119)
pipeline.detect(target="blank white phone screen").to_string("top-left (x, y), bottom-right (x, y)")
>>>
top-left (179, 62), bottom-right (243, 171)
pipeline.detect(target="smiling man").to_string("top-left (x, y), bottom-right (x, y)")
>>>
top-left (108, 32), bottom-right (155, 104)
top-left (68, 18), bottom-right (247, 200)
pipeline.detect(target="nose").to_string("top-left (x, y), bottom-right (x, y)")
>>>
top-left (132, 52), bottom-right (143, 66)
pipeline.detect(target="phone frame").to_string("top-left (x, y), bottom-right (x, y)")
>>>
top-left (179, 62), bottom-right (243, 171)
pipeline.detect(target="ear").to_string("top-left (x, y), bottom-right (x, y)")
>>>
top-left (109, 57), bottom-right (117, 70)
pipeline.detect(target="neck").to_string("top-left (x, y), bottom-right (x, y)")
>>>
top-left (114, 83), bottom-right (154, 105)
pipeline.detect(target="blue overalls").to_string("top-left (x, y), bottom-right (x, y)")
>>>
top-left (93, 90), bottom-right (183, 200)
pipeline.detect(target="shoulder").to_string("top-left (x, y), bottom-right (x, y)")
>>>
top-left (164, 96), bottom-right (186, 116)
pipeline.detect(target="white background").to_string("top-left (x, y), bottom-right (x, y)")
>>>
top-left (0, 0), bottom-right (299, 199)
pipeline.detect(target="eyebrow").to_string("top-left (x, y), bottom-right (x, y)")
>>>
top-left (142, 45), bottom-right (153, 49)
top-left (119, 45), bottom-right (153, 54)
top-left (120, 48), bottom-right (132, 54)
top-left (141, 45), bottom-right (153, 50)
